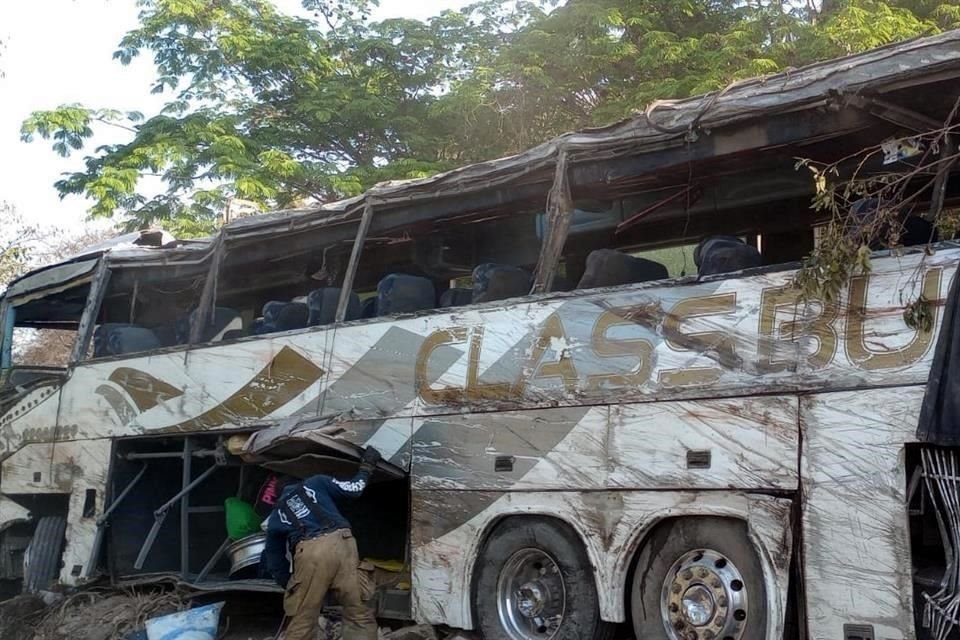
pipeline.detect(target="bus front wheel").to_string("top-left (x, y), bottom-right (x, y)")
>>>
top-left (474, 516), bottom-right (614, 640)
top-left (23, 515), bottom-right (66, 593)
top-left (630, 517), bottom-right (766, 640)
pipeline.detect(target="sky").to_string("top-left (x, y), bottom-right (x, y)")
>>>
top-left (0, 0), bottom-right (472, 233)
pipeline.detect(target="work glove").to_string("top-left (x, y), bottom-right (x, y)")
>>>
top-left (360, 446), bottom-right (382, 473)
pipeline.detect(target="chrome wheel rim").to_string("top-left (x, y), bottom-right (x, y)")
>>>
top-left (661, 548), bottom-right (749, 640)
top-left (496, 548), bottom-right (566, 640)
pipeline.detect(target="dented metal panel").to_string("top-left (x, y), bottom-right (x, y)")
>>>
top-left (610, 396), bottom-right (799, 490)
top-left (1, 437), bottom-right (111, 586)
top-left (410, 396), bottom-right (798, 492)
top-left (801, 387), bottom-right (922, 640)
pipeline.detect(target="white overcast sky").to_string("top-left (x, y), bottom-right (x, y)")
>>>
top-left (0, 0), bottom-right (473, 232)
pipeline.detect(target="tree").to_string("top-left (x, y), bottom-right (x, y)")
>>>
top-left (0, 203), bottom-right (39, 289)
top-left (21, 0), bottom-right (960, 235)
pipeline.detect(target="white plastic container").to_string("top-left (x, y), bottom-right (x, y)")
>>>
top-left (145, 602), bottom-right (224, 640)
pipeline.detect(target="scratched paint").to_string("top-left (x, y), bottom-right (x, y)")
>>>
top-left (801, 387), bottom-right (922, 640)
top-left (0, 248), bottom-right (953, 458)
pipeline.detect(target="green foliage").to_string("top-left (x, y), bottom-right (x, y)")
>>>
top-left (793, 114), bottom-right (958, 307)
top-left (0, 204), bottom-right (39, 289)
top-left (21, 0), bottom-right (953, 236)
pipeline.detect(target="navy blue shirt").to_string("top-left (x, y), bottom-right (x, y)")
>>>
top-left (263, 467), bottom-right (371, 586)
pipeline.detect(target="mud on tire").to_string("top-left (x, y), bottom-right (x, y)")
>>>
top-left (630, 517), bottom-right (767, 640)
top-left (474, 516), bottom-right (614, 640)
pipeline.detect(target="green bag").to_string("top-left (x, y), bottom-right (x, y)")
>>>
top-left (225, 498), bottom-right (263, 540)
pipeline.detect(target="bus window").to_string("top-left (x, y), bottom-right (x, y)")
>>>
top-left (0, 280), bottom-right (90, 392)
top-left (89, 264), bottom-right (209, 358)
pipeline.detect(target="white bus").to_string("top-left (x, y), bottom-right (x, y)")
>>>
top-left (2, 30), bottom-right (960, 640)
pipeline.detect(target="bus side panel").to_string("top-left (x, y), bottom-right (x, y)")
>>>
top-left (409, 490), bottom-right (793, 635)
top-left (0, 438), bottom-right (110, 586)
top-left (411, 397), bottom-right (799, 493)
top-left (801, 387), bottom-right (921, 640)
top-left (0, 382), bottom-right (62, 460)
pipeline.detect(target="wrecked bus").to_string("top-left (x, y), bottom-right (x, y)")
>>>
top-left (3, 30), bottom-right (960, 640)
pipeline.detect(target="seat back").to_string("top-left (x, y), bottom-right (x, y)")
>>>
top-left (851, 198), bottom-right (938, 248)
top-left (94, 324), bottom-right (161, 358)
top-left (576, 249), bottom-right (668, 289)
top-left (472, 264), bottom-right (531, 304)
top-left (275, 302), bottom-right (310, 332)
top-left (439, 287), bottom-right (473, 308)
top-left (308, 288), bottom-right (361, 326)
top-left (694, 236), bottom-right (762, 277)
top-left (179, 307), bottom-right (244, 343)
top-left (377, 274), bottom-right (436, 316)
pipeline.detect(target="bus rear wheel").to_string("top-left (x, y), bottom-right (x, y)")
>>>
top-left (474, 517), bottom-right (614, 640)
top-left (630, 518), bottom-right (766, 640)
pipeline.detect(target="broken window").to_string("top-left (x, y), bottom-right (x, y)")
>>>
top-left (87, 261), bottom-right (210, 359)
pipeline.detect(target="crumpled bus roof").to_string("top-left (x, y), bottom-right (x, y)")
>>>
top-left (7, 28), bottom-right (960, 300)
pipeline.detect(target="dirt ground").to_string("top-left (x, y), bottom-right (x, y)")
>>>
top-left (0, 589), bottom-right (456, 640)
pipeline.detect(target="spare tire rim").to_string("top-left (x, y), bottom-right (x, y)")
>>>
top-left (661, 548), bottom-right (749, 640)
top-left (496, 548), bottom-right (566, 640)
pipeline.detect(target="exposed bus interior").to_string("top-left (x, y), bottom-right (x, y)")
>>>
top-left (97, 433), bottom-right (410, 615)
top-left (119, 87), bottom-right (959, 355)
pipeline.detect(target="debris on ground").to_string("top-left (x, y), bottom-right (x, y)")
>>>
top-left (29, 588), bottom-right (190, 640)
top-left (0, 594), bottom-right (45, 640)
top-left (380, 625), bottom-right (438, 640)
top-left (2, 587), bottom-right (465, 640)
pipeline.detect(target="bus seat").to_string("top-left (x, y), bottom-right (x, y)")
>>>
top-left (439, 287), bottom-right (473, 308)
top-left (472, 264), bottom-right (531, 303)
top-left (275, 302), bottom-right (310, 332)
top-left (153, 323), bottom-right (179, 347)
top-left (851, 198), bottom-right (939, 248)
top-left (694, 236), bottom-right (761, 277)
top-left (179, 307), bottom-right (244, 343)
top-left (94, 324), bottom-right (161, 358)
top-left (262, 301), bottom-right (287, 325)
top-left (253, 301), bottom-right (286, 335)
top-left (377, 274), bottom-right (436, 315)
top-left (308, 288), bottom-right (361, 326)
top-left (576, 249), bottom-right (668, 290)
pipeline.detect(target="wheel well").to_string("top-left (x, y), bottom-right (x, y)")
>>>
top-left (622, 515), bottom-right (754, 626)
top-left (5, 493), bottom-right (70, 521)
top-left (470, 514), bottom-right (597, 606)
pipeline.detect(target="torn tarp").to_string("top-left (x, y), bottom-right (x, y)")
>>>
top-left (918, 269), bottom-right (960, 445)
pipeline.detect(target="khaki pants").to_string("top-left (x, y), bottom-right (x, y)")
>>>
top-left (283, 529), bottom-right (377, 640)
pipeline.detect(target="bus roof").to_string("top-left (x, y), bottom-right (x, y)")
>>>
top-left (7, 27), bottom-right (960, 301)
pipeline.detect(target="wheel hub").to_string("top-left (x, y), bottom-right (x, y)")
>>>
top-left (517, 582), bottom-right (548, 618)
top-left (497, 548), bottom-right (566, 640)
top-left (661, 549), bottom-right (749, 640)
top-left (681, 584), bottom-right (716, 626)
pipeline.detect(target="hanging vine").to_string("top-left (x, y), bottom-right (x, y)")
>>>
top-left (793, 97), bottom-right (960, 316)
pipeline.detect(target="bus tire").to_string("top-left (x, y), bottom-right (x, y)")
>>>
top-left (474, 516), bottom-right (614, 640)
top-left (23, 516), bottom-right (66, 593)
top-left (630, 517), bottom-right (767, 640)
